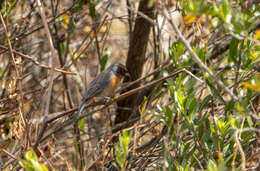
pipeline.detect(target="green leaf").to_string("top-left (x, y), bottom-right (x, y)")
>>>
top-left (193, 45), bottom-right (207, 63)
top-left (89, 2), bottom-right (96, 20)
top-left (18, 158), bottom-right (33, 171)
top-left (246, 115), bottom-right (253, 127)
top-left (114, 130), bottom-right (132, 170)
top-left (31, 160), bottom-right (46, 171)
top-left (187, 96), bottom-right (197, 116)
top-left (184, 78), bottom-right (196, 93)
top-left (224, 101), bottom-right (234, 114)
top-left (19, 148), bottom-right (48, 171)
top-left (71, 152), bottom-right (76, 165)
top-left (100, 46), bottom-right (111, 71)
top-left (198, 122), bottom-right (204, 140)
top-left (162, 106), bottom-right (173, 127)
top-left (206, 79), bottom-right (225, 104)
top-left (198, 95), bottom-right (211, 113)
top-left (207, 160), bottom-right (218, 171)
top-left (1, 0), bottom-right (17, 17)
top-left (78, 118), bottom-right (85, 131)
top-left (229, 38), bottom-right (239, 64)
top-left (74, 0), bottom-right (84, 13)
top-left (177, 89), bottom-right (185, 108)
top-left (147, 0), bottom-right (154, 8)
top-left (235, 102), bottom-right (245, 113)
top-left (25, 148), bottom-right (38, 162)
top-left (169, 42), bottom-right (185, 66)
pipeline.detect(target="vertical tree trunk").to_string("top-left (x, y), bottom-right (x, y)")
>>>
top-left (115, 0), bottom-right (155, 125)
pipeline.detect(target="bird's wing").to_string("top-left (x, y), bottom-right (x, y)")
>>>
top-left (74, 68), bottom-right (112, 122)
top-left (74, 99), bottom-right (88, 121)
top-left (83, 70), bottom-right (110, 100)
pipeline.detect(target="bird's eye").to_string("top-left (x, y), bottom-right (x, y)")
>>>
top-left (118, 67), bottom-right (123, 73)
top-left (116, 66), bottom-right (125, 74)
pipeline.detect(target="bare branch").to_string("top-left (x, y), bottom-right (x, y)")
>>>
top-left (162, 9), bottom-right (239, 101)
top-left (34, 0), bottom-right (58, 149)
top-left (0, 44), bottom-right (76, 75)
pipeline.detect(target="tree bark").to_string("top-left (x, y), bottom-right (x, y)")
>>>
top-left (115, 0), bottom-right (155, 125)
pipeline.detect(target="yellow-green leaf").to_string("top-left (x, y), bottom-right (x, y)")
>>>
top-left (242, 82), bottom-right (260, 91)
top-left (61, 14), bottom-right (69, 27)
top-left (254, 29), bottom-right (260, 40)
top-left (141, 96), bottom-right (147, 115)
top-left (184, 15), bottom-right (197, 25)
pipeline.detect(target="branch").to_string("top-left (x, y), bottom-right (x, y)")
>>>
top-left (0, 44), bottom-right (76, 75)
top-left (234, 128), bottom-right (260, 170)
top-left (34, 0), bottom-right (58, 150)
top-left (162, 9), bottom-right (238, 101)
top-left (0, 11), bottom-right (30, 145)
top-left (37, 69), bottom-right (183, 144)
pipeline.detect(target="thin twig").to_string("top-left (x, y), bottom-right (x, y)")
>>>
top-left (72, 15), bottom-right (108, 61)
top-left (34, 0), bottom-right (57, 150)
top-left (249, 101), bottom-right (260, 122)
top-left (11, 3), bottom-right (77, 42)
top-left (232, 114), bottom-right (246, 170)
top-left (38, 69), bottom-right (183, 145)
top-left (39, 68), bottom-right (184, 125)
top-left (51, 2), bottom-right (73, 108)
top-left (183, 68), bottom-right (204, 83)
top-left (0, 11), bottom-right (31, 146)
top-left (0, 44), bottom-right (76, 75)
top-left (162, 8), bottom-right (238, 101)
top-left (94, 24), bottom-right (102, 65)
top-left (107, 69), bottom-right (183, 107)
top-left (1, 149), bottom-right (17, 160)
top-left (234, 128), bottom-right (260, 170)
top-left (114, 60), bottom-right (173, 95)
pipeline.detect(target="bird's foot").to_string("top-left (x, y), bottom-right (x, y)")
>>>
top-left (104, 96), bottom-right (112, 105)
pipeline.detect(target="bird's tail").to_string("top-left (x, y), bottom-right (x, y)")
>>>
top-left (74, 100), bottom-right (88, 122)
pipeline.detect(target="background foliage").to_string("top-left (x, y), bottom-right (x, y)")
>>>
top-left (0, 0), bottom-right (259, 170)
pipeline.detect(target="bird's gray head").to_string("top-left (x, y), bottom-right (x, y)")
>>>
top-left (110, 63), bottom-right (130, 79)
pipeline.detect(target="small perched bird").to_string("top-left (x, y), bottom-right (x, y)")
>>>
top-left (74, 63), bottom-right (130, 122)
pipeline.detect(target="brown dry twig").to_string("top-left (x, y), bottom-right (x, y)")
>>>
top-left (0, 44), bottom-right (76, 75)
top-left (234, 128), bottom-right (260, 170)
top-left (162, 8), bottom-right (239, 102)
top-left (1, 149), bottom-right (17, 160)
top-left (37, 69), bottom-right (183, 145)
top-left (38, 68), bottom-right (184, 125)
top-left (0, 11), bottom-right (31, 146)
top-left (34, 0), bottom-right (58, 150)
top-left (107, 69), bottom-right (183, 107)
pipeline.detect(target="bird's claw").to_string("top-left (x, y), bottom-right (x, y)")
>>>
top-left (104, 96), bottom-right (112, 104)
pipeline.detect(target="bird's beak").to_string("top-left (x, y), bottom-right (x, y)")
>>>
top-left (124, 72), bottom-right (131, 81)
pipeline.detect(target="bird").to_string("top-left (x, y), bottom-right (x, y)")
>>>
top-left (74, 63), bottom-right (130, 122)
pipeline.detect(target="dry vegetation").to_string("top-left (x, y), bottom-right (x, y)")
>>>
top-left (0, 0), bottom-right (260, 170)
